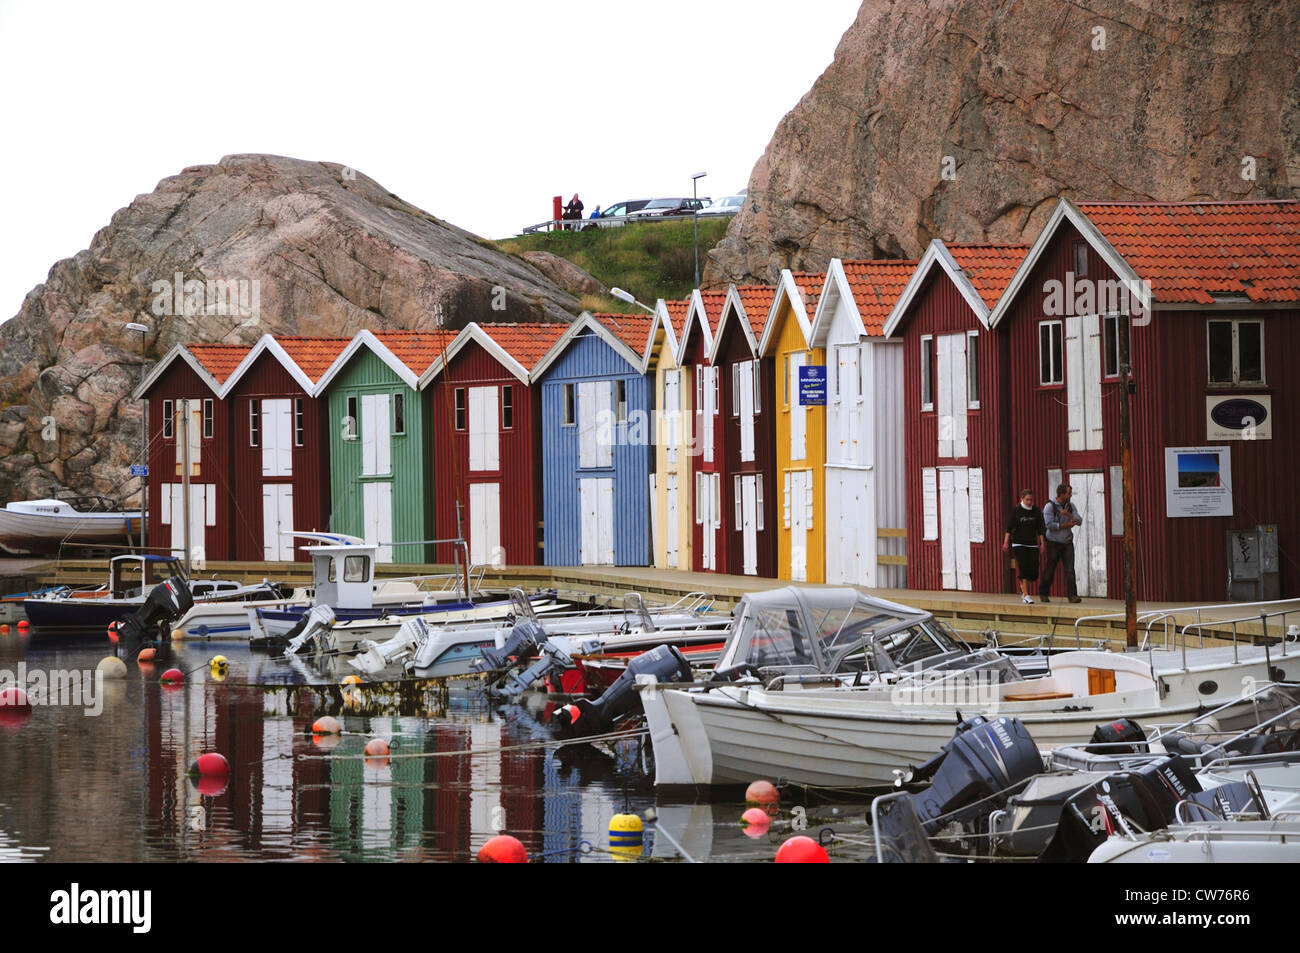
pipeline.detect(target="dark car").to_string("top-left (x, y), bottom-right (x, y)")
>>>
top-left (627, 197), bottom-right (710, 219)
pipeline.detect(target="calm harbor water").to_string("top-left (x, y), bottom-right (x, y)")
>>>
top-left (0, 630), bottom-right (873, 862)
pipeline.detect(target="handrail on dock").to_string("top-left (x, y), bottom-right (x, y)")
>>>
top-left (1072, 597), bottom-right (1300, 652)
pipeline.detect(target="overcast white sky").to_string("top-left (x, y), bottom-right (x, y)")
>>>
top-left (0, 0), bottom-right (859, 321)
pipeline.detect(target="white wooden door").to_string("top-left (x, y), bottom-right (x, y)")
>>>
top-left (174, 399), bottom-right (202, 477)
top-left (261, 399), bottom-right (292, 476)
top-left (468, 386), bottom-right (499, 472)
top-left (789, 353), bottom-right (806, 461)
top-left (1070, 471), bottom-right (1107, 597)
top-left (936, 334), bottom-right (968, 459)
top-left (579, 477), bottom-right (614, 565)
top-left (938, 467), bottom-right (972, 591)
top-left (163, 483), bottom-right (213, 564)
top-left (738, 360), bottom-right (755, 463)
top-left (261, 484), bottom-right (294, 560)
top-left (578, 381), bottom-right (612, 468)
top-left (701, 365), bottom-right (715, 463)
top-left (469, 482), bottom-right (501, 567)
top-left (697, 472), bottom-right (717, 570)
top-left (666, 474), bottom-right (679, 568)
top-left (740, 475), bottom-right (758, 576)
top-left (361, 393), bottom-right (391, 476)
top-left (362, 480), bottom-right (394, 562)
top-left (664, 370), bottom-right (680, 465)
top-left (829, 469), bottom-right (871, 586)
top-left (790, 469), bottom-right (810, 581)
top-left (1066, 315), bottom-right (1104, 451)
top-left (836, 345), bottom-right (861, 464)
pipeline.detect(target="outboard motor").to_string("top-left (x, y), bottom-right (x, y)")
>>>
top-left (1085, 718), bottom-right (1149, 755)
top-left (905, 716), bottom-right (1045, 834)
top-left (475, 620), bottom-right (546, 673)
top-left (284, 605), bottom-right (337, 657)
top-left (552, 644), bottom-right (692, 738)
top-left (118, 576), bottom-right (194, 647)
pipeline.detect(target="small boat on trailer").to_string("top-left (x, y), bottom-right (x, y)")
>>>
top-left (637, 586), bottom-right (1300, 790)
top-left (0, 496), bottom-right (141, 556)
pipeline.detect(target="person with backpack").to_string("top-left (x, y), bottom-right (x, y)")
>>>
top-left (1002, 489), bottom-right (1046, 605)
top-left (1040, 482), bottom-right (1082, 603)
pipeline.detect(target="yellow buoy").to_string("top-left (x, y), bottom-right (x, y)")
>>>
top-left (170, 628), bottom-right (185, 642)
top-left (608, 812), bottom-right (644, 861)
top-left (209, 655), bottom-right (230, 681)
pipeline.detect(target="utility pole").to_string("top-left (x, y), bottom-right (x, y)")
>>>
top-left (1118, 312), bottom-right (1137, 648)
top-left (126, 321), bottom-right (149, 549)
top-left (691, 172), bottom-right (706, 287)
top-left (181, 401), bottom-right (192, 577)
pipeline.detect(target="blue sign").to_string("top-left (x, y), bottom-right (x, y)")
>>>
top-left (130, 465), bottom-right (149, 477)
top-left (798, 365), bottom-right (827, 406)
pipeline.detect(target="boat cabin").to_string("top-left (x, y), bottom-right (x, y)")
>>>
top-left (301, 538), bottom-right (381, 611)
top-left (109, 554), bottom-right (187, 599)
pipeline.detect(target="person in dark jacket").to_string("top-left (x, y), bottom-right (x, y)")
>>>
top-left (1002, 489), bottom-right (1046, 605)
top-left (563, 194), bottom-right (584, 229)
top-left (1040, 482), bottom-right (1082, 603)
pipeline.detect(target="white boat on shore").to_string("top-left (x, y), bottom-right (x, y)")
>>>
top-left (0, 497), bottom-right (140, 555)
top-left (638, 587), bottom-right (1300, 790)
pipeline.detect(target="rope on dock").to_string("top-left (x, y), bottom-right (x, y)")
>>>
top-left (294, 726), bottom-right (649, 761)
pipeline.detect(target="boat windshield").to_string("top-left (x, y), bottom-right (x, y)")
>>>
top-left (745, 606), bottom-right (817, 669)
top-left (875, 620), bottom-right (968, 666)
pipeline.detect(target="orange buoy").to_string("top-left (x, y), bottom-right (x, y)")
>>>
top-left (311, 715), bottom-right (341, 735)
top-left (137, 647), bottom-right (156, 663)
top-left (189, 752), bottom-right (231, 778)
top-left (478, 834), bottom-right (528, 863)
top-left (0, 624), bottom-right (9, 635)
top-left (160, 668), bottom-right (185, 684)
top-left (341, 674), bottom-right (362, 686)
top-left (745, 779), bottom-right (780, 805)
top-left (741, 807), bottom-right (771, 839)
top-left (16, 620), bottom-right (29, 630)
top-left (775, 835), bottom-right (829, 863)
top-left (363, 738), bottom-right (390, 757)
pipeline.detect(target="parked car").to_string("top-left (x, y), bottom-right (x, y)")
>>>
top-left (627, 197), bottom-right (710, 219)
top-left (697, 194), bottom-right (746, 217)
top-left (600, 199), bottom-right (651, 218)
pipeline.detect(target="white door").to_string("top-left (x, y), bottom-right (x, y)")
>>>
top-left (666, 474), bottom-right (679, 568)
top-left (738, 360), bottom-right (755, 463)
top-left (829, 469), bottom-right (872, 586)
top-left (468, 386), bottom-right (499, 472)
top-left (579, 477), bottom-right (614, 566)
top-left (361, 393), bottom-right (391, 476)
top-left (937, 468), bottom-right (972, 591)
top-left (740, 475), bottom-right (758, 576)
top-left (697, 472), bottom-right (717, 570)
top-left (261, 484), bottom-right (294, 560)
top-left (936, 334), bottom-right (968, 459)
top-left (789, 353), bottom-right (807, 461)
top-left (836, 345), bottom-right (861, 464)
top-left (664, 371), bottom-right (680, 465)
top-left (174, 399), bottom-right (202, 477)
top-left (261, 399), bottom-right (292, 476)
top-left (1070, 471), bottom-right (1107, 597)
top-left (700, 365), bottom-right (715, 463)
top-left (469, 482), bottom-right (502, 567)
top-left (578, 381), bottom-right (613, 469)
top-left (1066, 315), bottom-right (1104, 451)
top-left (362, 481), bottom-right (394, 562)
top-left (163, 483), bottom-right (214, 565)
top-left (790, 470), bottom-right (809, 582)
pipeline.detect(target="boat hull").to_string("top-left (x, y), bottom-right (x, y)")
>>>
top-left (0, 507), bottom-right (139, 556)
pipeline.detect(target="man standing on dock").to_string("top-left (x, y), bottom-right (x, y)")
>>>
top-left (1003, 489), bottom-right (1045, 605)
top-left (1040, 483), bottom-right (1082, 604)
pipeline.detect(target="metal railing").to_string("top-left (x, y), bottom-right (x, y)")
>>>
top-left (1072, 597), bottom-right (1300, 651)
top-left (519, 211), bottom-right (731, 235)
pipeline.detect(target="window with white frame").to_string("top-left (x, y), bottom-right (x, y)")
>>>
top-left (734, 475), bottom-right (743, 530)
top-left (920, 335), bottom-right (934, 410)
top-left (857, 345), bottom-right (866, 402)
top-left (967, 331), bottom-right (980, 407)
top-left (731, 364), bottom-right (740, 417)
top-left (162, 399), bottom-right (174, 439)
top-left (1039, 320), bottom-right (1064, 385)
top-left (249, 399), bottom-right (260, 447)
top-left (1207, 319), bottom-right (1264, 386)
top-left (202, 399), bottom-right (213, 438)
top-left (615, 379), bottom-right (627, 423)
top-left (502, 385), bottom-right (513, 430)
top-left (755, 474), bottom-right (764, 531)
top-left (753, 360), bottom-right (762, 414)
top-left (1103, 314), bottom-right (1121, 378)
top-left (293, 398), bottom-right (304, 446)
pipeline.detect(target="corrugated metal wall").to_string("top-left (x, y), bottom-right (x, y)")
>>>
top-left (325, 349), bottom-right (433, 562)
top-left (720, 327), bottom-right (777, 577)
top-left (649, 326), bottom-right (694, 570)
top-left (144, 360), bottom-right (233, 560)
top-left (227, 353), bottom-right (330, 561)
top-left (900, 272), bottom-right (1012, 593)
top-left (873, 340), bottom-right (908, 587)
top-left (682, 332), bottom-right (728, 573)
top-left (539, 330), bottom-right (651, 566)
top-left (428, 339), bottom-right (542, 566)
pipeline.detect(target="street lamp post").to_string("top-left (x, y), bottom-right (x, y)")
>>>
top-left (610, 287), bottom-right (657, 315)
top-left (125, 321), bottom-right (149, 549)
top-left (691, 172), bottom-right (706, 287)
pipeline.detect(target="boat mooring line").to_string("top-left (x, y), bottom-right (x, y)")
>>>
top-left (294, 727), bottom-right (650, 761)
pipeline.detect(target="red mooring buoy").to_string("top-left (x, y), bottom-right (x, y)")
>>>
top-left (775, 835), bottom-right (829, 864)
top-left (478, 835), bottom-right (528, 863)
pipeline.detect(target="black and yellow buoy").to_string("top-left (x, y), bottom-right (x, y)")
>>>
top-left (608, 813), bottom-right (643, 861)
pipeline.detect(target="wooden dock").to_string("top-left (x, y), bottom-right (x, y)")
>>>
top-left (8, 556), bottom-right (1297, 652)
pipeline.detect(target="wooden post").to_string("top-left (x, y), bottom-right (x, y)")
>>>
top-left (1118, 313), bottom-right (1137, 648)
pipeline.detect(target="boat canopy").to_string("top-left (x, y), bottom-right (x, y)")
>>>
top-left (717, 586), bottom-right (962, 676)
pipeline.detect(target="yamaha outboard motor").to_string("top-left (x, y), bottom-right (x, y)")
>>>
top-left (475, 620), bottom-right (546, 673)
top-left (1085, 718), bottom-right (1149, 755)
top-left (552, 644), bottom-right (692, 738)
top-left (118, 576), bottom-right (194, 648)
top-left (907, 716), bottom-right (1045, 834)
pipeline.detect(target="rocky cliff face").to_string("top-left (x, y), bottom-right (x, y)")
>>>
top-left (708, 0), bottom-right (1300, 285)
top-left (0, 154), bottom-right (588, 504)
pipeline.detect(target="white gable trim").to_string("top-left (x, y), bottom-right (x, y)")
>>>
top-left (809, 259), bottom-right (861, 348)
top-left (530, 312), bottom-right (643, 380)
top-left (219, 334), bottom-right (318, 398)
top-left (674, 289), bottom-right (716, 367)
top-left (417, 323), bottom-right (531, 388)
top-left (757, 270), bottom-right (815, 356)
top-left (314, 329), bottom-right (421, 392)
top-left (133, 344), bottom-right (226, 399)
top-left (986, 198), bottom-right (1147, 329)
top-left (882, 241), bottom-right (992, 339)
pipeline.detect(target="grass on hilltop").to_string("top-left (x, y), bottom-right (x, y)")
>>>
top-left (493, 217), bottom-right (732, 312)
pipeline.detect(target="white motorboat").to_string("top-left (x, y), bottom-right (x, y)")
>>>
top-left (638, 587), bottom-right (1300, 789)
top-left (1088, 818), bottom-right (1300, 862)
top-left (0, 497), bottom-right (140, 555)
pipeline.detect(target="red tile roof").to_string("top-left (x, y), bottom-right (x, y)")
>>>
top-left (942, 245), bottom-right (1029, 310)
top-left (698, 291), bottom-right (728, 335)
top-left (839, 260), bottom-right (920, 333)
top-left (1077, 200), bottom-right (1300, 304)
top-left (372, 330), bottom-right (458, 377)
top-left (187, 344), bottom-right (252, 384)
top-left (733, 285), bottom-right (777, 341)
top-left (591, 312), bottom-right (655, 360)
top-left (476, 321), bottom-right (570, 371)
top-left (663, 299), bottom-right (691, 337)
top-left (788, 272), bottom-right (825, 316)
top-left (275, 337), bottom-right (353, 382)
